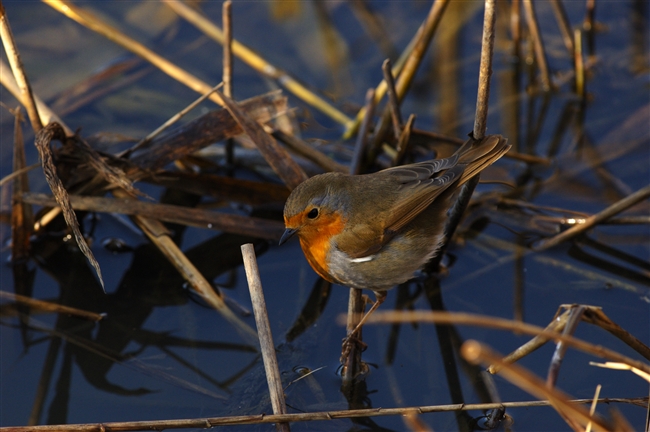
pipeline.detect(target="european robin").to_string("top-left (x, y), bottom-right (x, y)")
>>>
top-left (279, 134), bottom-right (510, 339)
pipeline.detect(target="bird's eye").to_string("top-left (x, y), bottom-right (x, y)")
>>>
top-left (307, 208), bottom-right (319, 219)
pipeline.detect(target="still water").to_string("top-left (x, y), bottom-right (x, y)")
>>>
top-left (1, 1), bottom-right (648, 430)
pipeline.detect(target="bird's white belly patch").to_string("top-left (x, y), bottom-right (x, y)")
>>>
top-left (349, 255), bottom-right (374, 263)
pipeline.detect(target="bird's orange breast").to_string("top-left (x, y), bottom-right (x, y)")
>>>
top-left (295, 212), bottom-right (346, 283)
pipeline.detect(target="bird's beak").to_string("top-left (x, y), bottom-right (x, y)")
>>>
top-left (279, 227), bottom-right (297, 245)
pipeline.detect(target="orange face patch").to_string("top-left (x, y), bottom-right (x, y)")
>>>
top-left (286, 210), bottom-right (346, 283)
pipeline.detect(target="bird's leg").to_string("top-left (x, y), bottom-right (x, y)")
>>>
top-left (342, 290), bottom-right (387, 349)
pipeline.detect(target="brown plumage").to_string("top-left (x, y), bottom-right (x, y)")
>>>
top-left (280, 134), bottom-right (510, 291)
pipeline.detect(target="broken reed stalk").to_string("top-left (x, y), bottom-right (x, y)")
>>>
top-left (546, 305), bottom-right (586, 388)
top-left (473, 0), bottom-right (497, 140)
top-left (216, 89), bottom-right (308, 190)
top-left (580, 306), bottom-right (650, 360)
top-left (489, 308), bottom-right (571, 374)
top-left (362, 310), bottom-right (650, 375)
top-left (574, 28), bottom-right (585, 98)
top-left (240, 244), bottom-right (290, 432)
top-left (43, 0), bottom-right (226, 107)
top-left (549, 0), bottom-right (575, 55)
top-left (34, 124), bottom-right (105, 290)
top-left (430, 0), bottom-right (499, 272)
top-left (344, 0), bottom-right (450, 139)
top-left (128, 91), bottom-right (288, 170)
top-left (402, 409), bottom-right (432, 432)
top-left (341, 288), bottom-right (365, 382)
top-left (270, 128), bottom-right (348, 173)
top-left (164, 0), bottom-right (351, 127)
top-left (367, 0), bottom-right (450, 152)
top-left (124, 82), bottom-right (224, 156)
top-left (461, 341), bottom-right (614, 431)
top-left (2, 397), bottom-right (643, 432)
top-left (381, 58), bottom-right (403, 139)
top-left (222, 0), bottom-right (233, 98)
top-left (534, 184), bottom-right (650, 250)
top-left (0, 1), bottom-right (42, 133)
top-left (22, 192), bottom-right (285, 240)
top-left (10, 108), bottom-right (32, 262)
top-left (393, 114), bottom-right (415, 165)
top-left (222, 0), bottom-right (234, 167)
top-left (0, 291), bottom-right (104, 322)
top-left (0, 162), bottom-right (38, 188)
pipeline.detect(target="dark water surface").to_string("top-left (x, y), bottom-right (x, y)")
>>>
top-left (1, 1), bottom-right (649, 431)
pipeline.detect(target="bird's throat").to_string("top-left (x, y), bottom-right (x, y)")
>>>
top-left (298, 212), bottom-right (345, 283)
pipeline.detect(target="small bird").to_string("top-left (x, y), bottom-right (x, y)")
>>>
top-left (279, 135), bottom-right (510, 341)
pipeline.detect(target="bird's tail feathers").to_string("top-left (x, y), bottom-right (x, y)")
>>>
top-left (456, 135), bottom-right (510, 186)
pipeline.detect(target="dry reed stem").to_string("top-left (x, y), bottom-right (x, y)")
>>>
top-left (43, 0), bottom-right (226, 106)
top-left (368, 0), bottom-right (450, 150)
top-left (2, 397), bottom-right (643, 431)
top-left (22, 192), bottom-right (285, 240)
top-left (344, 0), bottom-right (449, 139)
top-left (129, 91), bottom-right (288, 170)
top-left (546, 305), bottom-right (585, 387)
top-left (69, 136), bottom-right (146, 199)
top-left (522, 0), bottom-right (552, 91)
top-left (0, 2), bottom-right (42, 133)
top-left (147, 171), bottom-right (290, 206)
top-left (361, 310), bottom-right (650, 375)
top-left (0, 162), bottom-right (39, 188)
top-left (402, 409), bottom-right (433, 432)
top-left (269, 128), bottom-right (348, 173)
top-left (222, 0), bottom-right (232, 98)
top-left (241, 244), bottom-right (290, 432)
top-left (381, 58), bottom-right (403, 139)
top-left (462, 341), bottom-right (614, 431)
top-left (473, 0), bottom-right (497, 140)
top-left (34, 124), bottom-right (104, 290)
top-left (124, 82), bottom-right (224, 157)
top-left (574, 28), bottom-right (585, 98)
top-left (584, 0), bottom-right (596, 32)
top-left (590, 362), bottom-right (650, 383)
top-left (164, 0), bottom-right (351, 127)
top-left (111, 189), bottom-right (258, 345)
top-left (394, 113), bottom-right (415, 166)
top-left (586, 384), bottom-right (602, 432)
top-left (222, 0), bottom-right (234, 167)
top-left (0, 291), bottom-right (104, 321)
top-left (579, 306), bottom-right (650, 361)
top-left (10, 108), bottom-right (32, 262)
top-left (0, 59), bottom-right (72, 136)
top-left (535, 184), bottom-right (650, 250)
top-left (341, 288), bottom-right (365, 381)
top-left (488, 308), bottom-right (570, 374)
top-left (550, 0), bottom-right (575, 55)
top-left (216, 90), bottom-right (308, 190)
